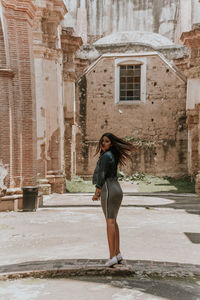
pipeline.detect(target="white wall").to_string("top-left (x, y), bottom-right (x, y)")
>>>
top-left (192, 0), bottom-right (200, 24)
top-left (63, 0), bottom-right (179, 43)
top-left (186, 79), bottom-right (200, 110)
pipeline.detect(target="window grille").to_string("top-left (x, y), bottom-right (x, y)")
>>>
top-left (119, 65), bottom-right (141, 101)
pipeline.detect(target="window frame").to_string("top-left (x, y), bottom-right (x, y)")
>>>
top-left (115, 57), bottom-right (147, 104)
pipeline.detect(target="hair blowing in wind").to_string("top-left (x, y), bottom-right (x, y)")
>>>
top-left (94, 132), bottom-right (137, 166)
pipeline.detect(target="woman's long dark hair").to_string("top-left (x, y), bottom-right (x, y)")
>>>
top-left (93, 132), bottom-right (137, 166)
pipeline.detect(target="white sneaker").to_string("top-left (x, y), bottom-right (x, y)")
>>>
top-left (116, 252), bottom-right (123, 263)
top-left (105, 255), bottom-right (118, 267)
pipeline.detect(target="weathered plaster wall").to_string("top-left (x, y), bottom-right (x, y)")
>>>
top-left (64, 0), bottom-right (180, 43)
top-left (35, 57), bottom-right (64, 177)
top-left (187, 79), bottom-right (200, 110)
top-left (192, 0), bottom-right (200, 24)
top-left (0, 161), bottom-right (8, 192)
top-left (175, 0), bottom-right (200, 43)
top-left (77, 55), bottom-right (187, 178)
top-left (33, 0), bottom-right (76, 194)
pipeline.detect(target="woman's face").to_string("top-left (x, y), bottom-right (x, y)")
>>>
top-left (101, 136), bottom-right (112, 151)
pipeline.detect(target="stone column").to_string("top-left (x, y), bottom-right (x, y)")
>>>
top-left (181, 25), bottom-right (200, 193)
top-left (186, 105), bottom-right (199, 176)
top-left (61, 28), bottom-right (82, 180)
top-left (33, 0), bottom-right (67, 194)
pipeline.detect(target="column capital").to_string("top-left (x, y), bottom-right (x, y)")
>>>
top-left (34, 0), bottom-right (67, 20)
top-left (61, 27), bottom-right (83, 54)
top-left (181, 26), bottom-right (200, 48)
top-left (33, 0), bottom-right (67, 48)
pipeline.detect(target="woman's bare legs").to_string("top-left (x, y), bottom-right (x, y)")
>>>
top-left (106, 218), bottom-right (120, 258)
top-left (114, 220), bottom-right (120, 256)
top-left (106, 218), bottom-right (116, 258)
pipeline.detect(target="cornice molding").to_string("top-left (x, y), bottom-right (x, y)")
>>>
top-left (34, 44), bottom-right (62, 60)
top-left (61, 28), bottom-right (82, 54)
top-left (53, 0), bottom-right (67, 19)
top-left (35, 0), bottom-right (67, 20)
top-left (0, 68), bottom-right (14, 78)
top-left (1, 0), bottom-right (36, 19)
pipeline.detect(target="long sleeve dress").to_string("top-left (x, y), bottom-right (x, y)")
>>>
top-left (92, 150), bottom-right (123, 219)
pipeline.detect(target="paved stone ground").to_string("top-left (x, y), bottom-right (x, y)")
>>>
top-left (0, 192), bottom-right (200, 270)
top-left (120, 181), bottom-right (139, 192)
top-left (1, 192), bottom-right (200, 299)
top-left (43, 192), bottom-right (200, 213)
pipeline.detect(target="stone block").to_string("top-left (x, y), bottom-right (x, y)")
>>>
top-left (47, 175), bottom-right (66, 194)
top-left (0, 200), bottom-right (15, 211)
top-left (38, 183), bottom-right (51, 195)
top-left (0, 194), bottom-right (23, 212)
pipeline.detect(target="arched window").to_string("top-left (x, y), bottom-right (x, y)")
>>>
top-left (115, 56), bottom-right (146, 104)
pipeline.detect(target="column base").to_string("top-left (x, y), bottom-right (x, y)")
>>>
top-left (38, 179), bottom-right (51, 195)
top-left (0, 188), bottom-right (22, 211)
top-left (46, 171), bottom-right (66, 194)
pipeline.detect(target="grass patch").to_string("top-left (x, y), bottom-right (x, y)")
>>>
top-left (66, 175), bottom-right (95, 193)
top-left (137, 174), bottom-right (195, 193)
top-left (66, 174), bottom-right (195, 194)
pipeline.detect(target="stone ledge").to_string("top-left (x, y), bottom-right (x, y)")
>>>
top-left (0, 69), bottom-right (14, 78)
top-left (1, 259), bottom-right (200, 281)
top-left (0, 195), bottom-right (23, 211)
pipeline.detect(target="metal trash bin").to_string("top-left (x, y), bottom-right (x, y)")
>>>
top-left (22, 186), bottom-right (38, 212)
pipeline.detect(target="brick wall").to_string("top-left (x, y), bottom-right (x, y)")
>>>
top-left (0, 0), bottom-right (37, 188)
top-left (176, 25), bottom-right (200, 193)
top-left (77, 54), bottom-right (187, 178)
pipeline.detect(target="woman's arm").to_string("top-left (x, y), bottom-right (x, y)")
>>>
top-left (92, 153), bottom-right (111, 200)
top-left (96, 153), bottom-right (111, 188)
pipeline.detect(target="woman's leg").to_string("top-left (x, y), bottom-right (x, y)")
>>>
top-left (114, 220), bottom-right (120, 256)
top-left (106, 218), bottom-right (116, 259)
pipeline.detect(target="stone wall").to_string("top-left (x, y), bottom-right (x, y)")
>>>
top-left (76, 54), bottom-right (187, 178)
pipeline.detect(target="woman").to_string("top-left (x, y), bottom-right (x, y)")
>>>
top-left (92, 132), bottom-right (136, 267)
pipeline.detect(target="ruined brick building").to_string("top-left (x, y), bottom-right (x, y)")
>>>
top-left (0, 0), bottom-right (83, 210)
top-left (76, 35), bottom-right (188, 179)
top-left (71, 0), bottom-right (200, 189)
top-left (0, 0), bottom-right (200, 211)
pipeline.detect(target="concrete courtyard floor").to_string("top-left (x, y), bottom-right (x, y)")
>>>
top-left (0, 192), bottom-right (200, 265)
top-left (1, 191), bottom-right (200, 299)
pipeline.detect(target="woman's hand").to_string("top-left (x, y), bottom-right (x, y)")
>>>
top-left (92, 188), bottom-right (101, 201)
top-left (92, 194), bottom-right (100, 201)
